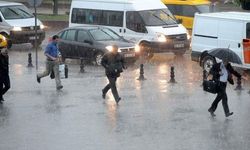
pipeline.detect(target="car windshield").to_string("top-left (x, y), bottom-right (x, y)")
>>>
top-left (89, 28), bottom-right (121, 41)
top-left (196, 4), bottom-right (211, 13)
top-left (0, 5), bottom-right (33, 19)
top-left (139, 8), bottom-right (177, 26)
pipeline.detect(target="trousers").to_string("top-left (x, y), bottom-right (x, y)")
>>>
top-left (103, 76), bottom-right (120, 101)
top-left (37, 60), bottom-right (62, 88)
top-left (209, 82), bottom-right (230, 115)
top-left (0, 74), bottom-right (10, 99)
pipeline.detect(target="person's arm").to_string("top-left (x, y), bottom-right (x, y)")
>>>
top-left (227, 63), bottom-right (241, 78)
top-left (101, 54), bottom-right (109, 69)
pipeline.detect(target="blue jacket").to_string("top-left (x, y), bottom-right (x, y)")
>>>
top-left (45, 41), bottom-right (60, 58)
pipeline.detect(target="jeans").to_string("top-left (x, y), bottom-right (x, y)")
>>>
top-left (103, 76), bottom-right (120, 101)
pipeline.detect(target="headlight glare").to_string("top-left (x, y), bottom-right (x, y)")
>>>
top-left (105, 45), bottom-right (113, 52)
top-left (157, 33), bottom-right (166, 42)
top-left (135, 45), bottom-right (140, 52)
top-left (40, 24), bottom-right (45, 30)
top-left (13, 27), bottom-right (22, 31)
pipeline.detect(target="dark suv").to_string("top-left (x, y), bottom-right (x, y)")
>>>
top-left (57, 26), bottom-right (140, 65)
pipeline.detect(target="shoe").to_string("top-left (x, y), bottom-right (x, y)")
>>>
top-left (37, 75), bottom-right (41, 83)
top-left (102, 90), bottom-right (106, 99)
top-left (208, 108), bottom-right (216, 117)
top-left (226, 112), bottom-right (233, 117)
top-left (115, 97), bottom-right (121, 104)
top-left (57, 85), bottom-right (63, 90)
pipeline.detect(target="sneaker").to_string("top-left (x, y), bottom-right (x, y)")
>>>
top-left (37, 75), bottom-right (41, 83)
top-left (57, 85), bottom-right (63, 90)
top-left (225, 112), bottom-right (233, 117)
top-left (208, 108), bottom-right (216, 117)
top-left (115, 97), bottom-right (121, 104)
top-left (102, 90), bottom-right (106, 99)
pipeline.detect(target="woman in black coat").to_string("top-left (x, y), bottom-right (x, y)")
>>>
top-left (0, 48), bottom-right (10, 104)
top-left (208, 59), bottom-right (242, 117)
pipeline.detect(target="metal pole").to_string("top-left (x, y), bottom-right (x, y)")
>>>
top-left (34, 0), bottom-right (38, 70)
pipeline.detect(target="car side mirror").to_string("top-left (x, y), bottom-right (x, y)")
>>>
top-left (177, 18), bottom-right (183, 24)
top-left (84, 40), bottom-right (93, 45)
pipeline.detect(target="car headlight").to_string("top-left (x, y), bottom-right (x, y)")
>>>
top-left (106, 45), bottom-right (113, 52)
top-left (40, 24), bottom-right (45, 30)
top-left (12, 27), bottom-right (22, 31)
top-left (135, 45), bottom-right (140, 53)
top-left (157, 33), bottom-right (166, 42)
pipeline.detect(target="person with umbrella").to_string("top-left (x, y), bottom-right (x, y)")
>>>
top-left (207, 48), bottom-right (248, 117)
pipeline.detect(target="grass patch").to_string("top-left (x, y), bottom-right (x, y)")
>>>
top-left (37, 14), bottom-right (69, 21)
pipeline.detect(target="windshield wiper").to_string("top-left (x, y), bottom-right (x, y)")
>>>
top-left (151, 13), bottom-right (170, 25)
top-left (160, 10), bottom-right (177, 24)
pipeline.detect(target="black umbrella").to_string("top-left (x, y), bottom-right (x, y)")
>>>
top-left (208, 48), bottom-right (242, 64)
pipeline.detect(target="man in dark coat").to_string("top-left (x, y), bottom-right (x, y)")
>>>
top-left (0, 48), bottom-right (10, 104)
top-left (101, 45), bottom-right (126, 104)
top-left (208, 59), bottom-right (242, 117)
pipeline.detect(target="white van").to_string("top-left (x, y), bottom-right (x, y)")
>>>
top-left (0, 1), bottom-right (45, 48)
top-left (191, 12), bottom-right (250, 71)
top-left (69, 0), bottom-right (190, 57)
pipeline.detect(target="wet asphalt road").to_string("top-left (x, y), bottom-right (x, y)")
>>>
top-left (0, 45), bottom-right (250, 150)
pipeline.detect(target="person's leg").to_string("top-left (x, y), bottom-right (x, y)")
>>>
top-left (37, 60), bottom-right (52, 79)
top-left (209, 92), bottom-right (223, 113)
top-left (2, 75), bottom-right (10, 95)
top-left (53, 62), bottom-right (63, 90)
top-left (102, 76), bottom-right (111, 98)
top-left (109, 77), bottom-right (120, 102)
top-left (0, 79), bottom-right (3, 101)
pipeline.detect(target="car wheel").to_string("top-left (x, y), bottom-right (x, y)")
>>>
top-left (94, 52), bottom-right (103, 66)
top-left (202, 55), bottom-right (215, 72)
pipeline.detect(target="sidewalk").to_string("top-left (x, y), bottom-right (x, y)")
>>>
top-left (0, 50), bottom-right (250, 150)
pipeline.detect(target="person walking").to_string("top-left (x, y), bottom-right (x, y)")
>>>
top-left (101, 45), bottom-right (126, 104)
top-left (36, 35), bottom-right (63, 90)
top-left (208, 59), bottom-right (244, 117)
top-left (0, 35), bottom-right (10, 104)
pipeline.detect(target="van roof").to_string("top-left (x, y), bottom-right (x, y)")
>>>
top-left (196, 12), bottom-right (250, 21)
top-left (162, 0), bottom-right (210, 5)
top-left (71, 0), bottom-right (166, 11)
top-left (0, 1), bottom-right (22, 6)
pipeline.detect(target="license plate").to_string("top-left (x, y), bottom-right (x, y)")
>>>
top-left (124, 53), bottom-right (135, 57)
top-left (174, 43), bottom-right (184, 48)
top-left (29, 36), bottom-right (38, 40)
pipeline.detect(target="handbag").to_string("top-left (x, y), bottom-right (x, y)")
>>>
top-left (59, 64), bottom-right (68, 79)
top-left (203, 80), bottom-right (218, 94)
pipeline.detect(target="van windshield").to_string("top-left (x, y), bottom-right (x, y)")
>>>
top-left (139, 8), bottom-right (177, 26)
top-left (0, 5), bottom-right (33, 19)
top-left (89, 28), bottom-right (121, 41)
top-left (196, 5), bottom-right (211, 13)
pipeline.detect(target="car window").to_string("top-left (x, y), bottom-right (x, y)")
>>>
top-left (181, 6), bottom-right (197, 17)
top-left (65, 29), bottom-right (76, 41)
top-left (0, 5), bottom-right (33, 19)
top-left (77, 30), bottom-right (91, 42)
top-left (247, 23), bottom-right (250, 39)
top-left (89, 28), bottom-right (120, 41)
top-left (126, 11), bottom-right (147, 33)
top-left (166, 5), bottom-right (177, 15)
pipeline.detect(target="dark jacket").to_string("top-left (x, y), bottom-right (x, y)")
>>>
top-left (209, 62), bottom-right (241, 85)
top-left (101, 52), bottom-right (125, 77)
top-left (0, 53), bottom-right (9, 77)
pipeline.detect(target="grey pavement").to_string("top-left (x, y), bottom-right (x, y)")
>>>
top-left (0, 49), bottom-right (250, 150)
